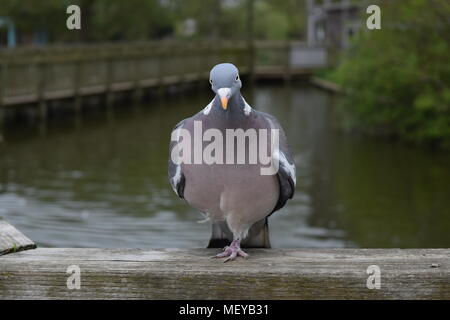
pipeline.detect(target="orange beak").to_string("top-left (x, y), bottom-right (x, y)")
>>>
top-left (217, 88), bottom-right (231, 110)
top-left (220, 97), bottom-right (228, 110)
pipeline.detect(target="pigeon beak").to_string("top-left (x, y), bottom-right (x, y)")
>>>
top-left (217, 88), bottom-right (231, 110)
top-left (220, 97), bottom-right (228, 110)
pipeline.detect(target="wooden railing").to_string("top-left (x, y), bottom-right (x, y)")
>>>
top-left (0, 220), bottom-right (449, 299)
top-left (255, 40), bottom-right (328, 78)
top-left (0, 42), bottom-right (250, 106)
top-left (0, 41), bottom-right (328, 107)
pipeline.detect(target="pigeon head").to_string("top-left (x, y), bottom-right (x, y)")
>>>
top-left (209, 63), bottom-right (242, 110)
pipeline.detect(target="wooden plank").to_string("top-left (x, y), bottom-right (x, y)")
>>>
top-left (0, 248), bottom-right (448, 299)
top-left (0, 220), bottom-right (36, 256)
top-left (310, 76), bottom-right (343, 93)
top-left (0, 61), bottom-right (5, 107)
top-left (2, 93), bottom-right (40, 105)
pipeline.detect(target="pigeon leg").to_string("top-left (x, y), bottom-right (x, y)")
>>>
top-left (213, 239), bottom-right (248, 262)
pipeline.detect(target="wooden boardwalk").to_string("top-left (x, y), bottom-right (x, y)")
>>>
top-left (0, 41), bottom-right (327, 107)
top-left (0, 42), bottom-right (250, 107)
top-left (0, 220), bottom-right (448, 299)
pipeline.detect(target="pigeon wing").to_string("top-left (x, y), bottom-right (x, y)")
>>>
top-left (258, 111), bottom-right (296, 215)
top-left (168, 120), bottom-right (187, 199)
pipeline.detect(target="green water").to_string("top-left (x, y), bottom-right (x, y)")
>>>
top-left (0, 84), bottom-right (449, 248)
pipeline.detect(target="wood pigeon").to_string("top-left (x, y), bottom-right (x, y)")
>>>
top-left (168, 63), bottom-right (296, 261)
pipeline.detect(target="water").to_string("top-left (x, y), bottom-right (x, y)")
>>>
top-left (0, 84), bottom-right (449, 248)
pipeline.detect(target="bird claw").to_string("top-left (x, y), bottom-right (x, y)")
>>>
top-left (212, 241), bottom-right (248, 262)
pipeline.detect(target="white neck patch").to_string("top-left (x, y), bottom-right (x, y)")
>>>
top-left (242, 97), bottom-right (252, 115)
top-left (204, 95), bottom-right (252, 116)
top-left (203, 99), bottom-right (214, 115)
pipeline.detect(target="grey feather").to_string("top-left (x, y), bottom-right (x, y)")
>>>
top-left (168, 120), bottom-right (186, 199)
top-left (257, 111), bottom-right (296, 215)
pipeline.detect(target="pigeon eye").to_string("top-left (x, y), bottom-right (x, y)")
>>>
top-left (210, 79), bottom-right (213, 85)
top-left (235, 75), bottom-right (240, 81)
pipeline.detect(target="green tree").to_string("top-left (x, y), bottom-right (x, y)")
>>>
top-left (0, 0), bottom-right (175, 43)
top-left (0, 0), bottom-right (65, 41)
top-left (335, 0), bottom-right (450, 149)
top-left (0, 0), bottom-right (306, 43)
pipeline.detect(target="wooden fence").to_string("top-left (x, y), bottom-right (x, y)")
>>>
top-left (0, 42), bottom-right (250, 106)
top-left (0, 41), bottom-right (328, 107)
top-left (255, 40), bottom-right (327, 79)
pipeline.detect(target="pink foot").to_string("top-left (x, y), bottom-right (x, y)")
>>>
top-left (213, 240), bottom-right (248, 262)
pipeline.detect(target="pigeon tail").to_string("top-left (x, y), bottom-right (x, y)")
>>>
top-left (242, 218), bottom-right (271, 249)
top-left (207, 221), bottom-right (232, 248)
top-left (207, 219), bottom-right (271, 249)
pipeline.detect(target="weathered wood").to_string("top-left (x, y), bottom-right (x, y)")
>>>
top-left (310, 76), bottom-right (343, 93)
top-left (73, 60), bottom-right (82, 117)
top-left (0, 220), bottom-right (36, 256)
top-left (284, 41), bottom-right (291, 82)
top-left (0, 107), bottom-right (4, 134)
top-left (0, 41), bottom-right (325, 107)
top-left (0, 42), bottom-right (250, 107)
top-left (0, 60), bottom-right (5, 107)
top-left (0, 248), bottom-right (448, 299)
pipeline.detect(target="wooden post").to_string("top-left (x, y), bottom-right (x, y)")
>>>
top-left (0, 60), bottom-right (5, 108)
top-left (104, 57), bottom-right (115, 122)
top-left (36, 61), bottom-right (48, 136)
top-left (131, 56), bottom-right (143, 116)
top-left (197, 46), bottom-right (206, 87)
top-left (132, 56), bottom-right (143, 103)
top-left (38, 100), bottom-right (48, 136)
top-left (0, 107), bottom-right (4, 143)
top-left (105, 57), bottom-right (114, 107)
top-left (37, 62), bottom-right (48, 121)
top-left (0, 62), bottom-right (4, 142)
top-left (74, 60), bottom-right (83, 127)
top-left (156, 52), bottom-right (165, 97)
top-left (284, 41), bottom-right (292, 83)
top-left (74, 60), bottom-right (82, 112)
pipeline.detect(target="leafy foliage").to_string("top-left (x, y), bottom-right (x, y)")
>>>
top-left (334, 0), bottom-right (450, 148)
top-left (0, 0), bottom-right (306, 43)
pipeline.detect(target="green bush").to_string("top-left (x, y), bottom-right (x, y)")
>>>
top-left (334, 0), bottom-right (450, 149)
